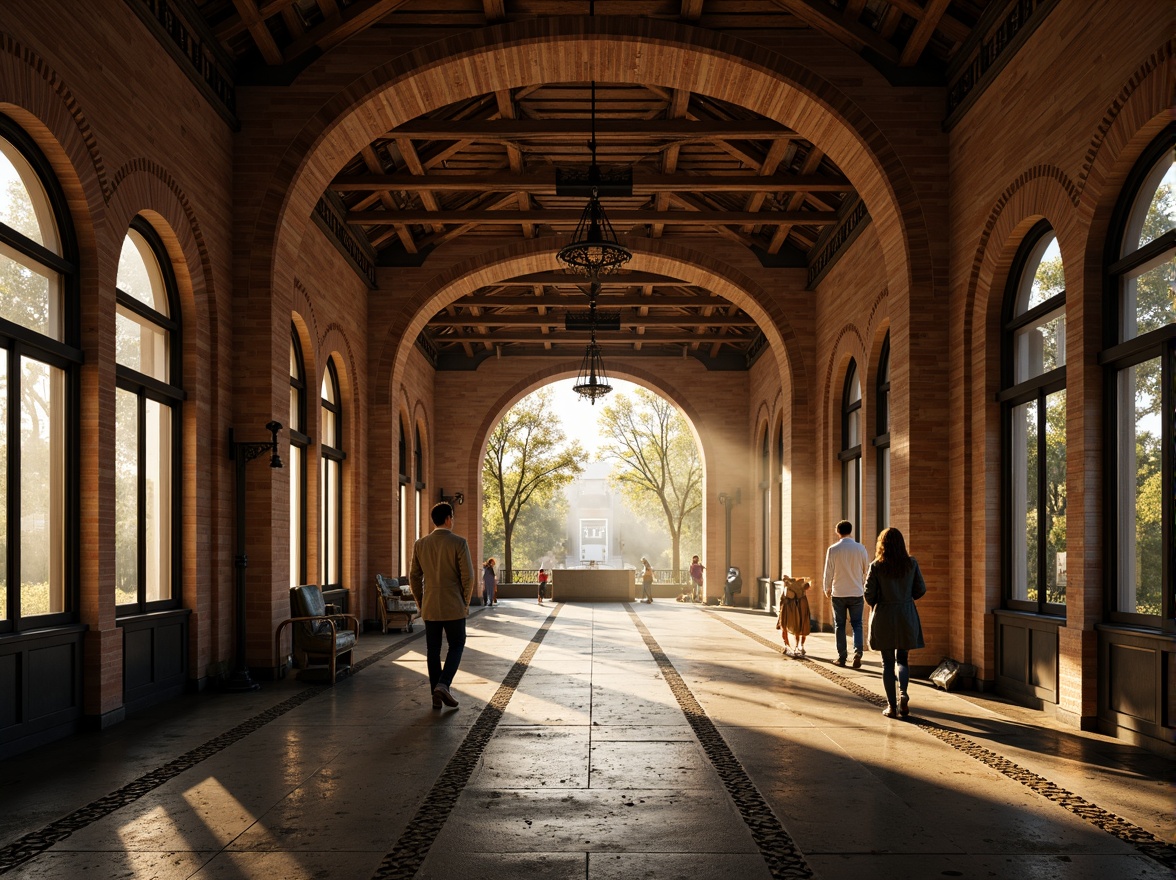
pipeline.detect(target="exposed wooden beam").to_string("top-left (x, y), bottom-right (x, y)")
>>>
top-left (484, 271), bottom-right (687, 286)
top-left (428, 313), bottom-right (756, 327)
top-left (387, 119), bottom-right (795, 140)
top-left (331, 171), bottom-right (852, 193)
top-left (768, 0), bottom-right (900, 63)
top-left (283, 0), bottom-right (413, 61)
top-left (768, 144), bottom-right (826, 254)
top-left (432, 330), bottom-right (749, 345)
top-left (887, 0), bottom-right (970, 44)
top-left (358, 145), bottom-right (416, 253)
top-left (483, 0), bottom-right (506, 23)
top-left (349, 208), bottom-right (839, 226)
top-left (443, 294), bottom-right (719, 309)
top-left (900, 0), bottom-right (952, 67)
top-left (232, 0), bottom-right (284, 64)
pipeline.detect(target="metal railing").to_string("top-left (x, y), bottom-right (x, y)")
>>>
top-left (502, 568), bottom-right (689, 584)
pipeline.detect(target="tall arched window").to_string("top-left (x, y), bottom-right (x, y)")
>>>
top-left (115, 221), bottom-right (181, 613)
top-left (1001, 221), bottom-right (1066, 613)
top-left (398, 416), bottom-right (408, 576)
top-left (1105, 129), bottom-right (1175, 625)
top-left (320, 358), bottom-right (344, 589)
top-left (414, 427), bottom-right (425, 543)
top-left (288, 327), bottom-right (308, 588)
top-left (874, 334), bottom-right (891, 535)
top-left (0, 117), bottom-right (79, 628)
top-left (840, 360), bottom-right (862, 538)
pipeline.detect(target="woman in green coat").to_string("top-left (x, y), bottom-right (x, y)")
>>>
top-left (864, 527), bottom-right (926, 718)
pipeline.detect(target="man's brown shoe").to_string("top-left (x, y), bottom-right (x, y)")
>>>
top-left (852, 652), bottom-right (862, 669)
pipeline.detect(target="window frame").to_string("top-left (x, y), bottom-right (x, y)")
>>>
top-left (839, 359), bottom-right (862, 538)
top-left (319, 357), bottom-right (344, 590)
top-left (1000, 219), bottom-right (1067, 617)
top-left (873, 333), bottom-right (891, 536)
top-left (398, 416), bottom-right (409, 576)
top-left (114, 219), bottom-right (183, 617)
top-left (288, 326), bottom-right (309, 588)
top-left (0, 115), bottom-right (81, 633)
top-left (1101, 126), bottom-right (1176, 630)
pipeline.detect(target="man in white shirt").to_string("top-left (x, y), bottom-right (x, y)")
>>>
top-left (822, 520), bottom-right (870, 667)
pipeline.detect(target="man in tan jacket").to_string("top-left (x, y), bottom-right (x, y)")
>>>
top-left (409, 502), bottom-right (475, 709)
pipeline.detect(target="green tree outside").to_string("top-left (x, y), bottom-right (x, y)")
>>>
top-left (597, 389), bottom-right (701, 575)
top-left (482, 388), bottom-right (584, 582)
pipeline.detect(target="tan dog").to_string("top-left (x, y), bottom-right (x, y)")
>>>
top-left (775, 575), bottom-right (813, 657)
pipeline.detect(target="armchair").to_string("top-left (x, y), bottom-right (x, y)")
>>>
top-left (374, 574), bottom-right (420, 634)
top-left (276, 584), bottom-right (359, 683)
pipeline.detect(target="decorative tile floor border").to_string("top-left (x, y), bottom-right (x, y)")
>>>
top-left (626, 604), bottom-right (815, 880)
top-left (706, 610), bottom-right (1176, 872)
top-left (370, 604), bottom-right (563, 880)
top-left (0, 630), bottom-right (426, 875)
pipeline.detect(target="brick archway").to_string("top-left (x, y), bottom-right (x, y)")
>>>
top-left (245, 16), bottom-right (930, 349)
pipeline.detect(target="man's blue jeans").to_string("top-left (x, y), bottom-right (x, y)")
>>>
top-left (831, 595), bottom-right (864, 661)
top-left (425, 618), bottom-right (467, 690)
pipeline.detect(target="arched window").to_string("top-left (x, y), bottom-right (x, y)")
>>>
top-left (288, 327), bottom-right (308, 588)
top-left (320, 358), bottom-right (344, 589)
top-left (840, 360), bottom-right (862, 538)
top-left (874, 334), bottom-right (891, 535)
top-left (414, 427), bottom-right (425, 544)
top-left (398, 416), bottom-right (408, 576)
top-left (0, 117), bottom-right (79, 629)
top-left (1001, 221), bottom-right (1066, 613)
top-left (115, 221), bottom-right (181, 613)
top-left (1105, 129), bottom-right (1175, 625)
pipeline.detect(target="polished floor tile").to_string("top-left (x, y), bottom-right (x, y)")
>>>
top-left (0, 600), bottom-right (1170, 880)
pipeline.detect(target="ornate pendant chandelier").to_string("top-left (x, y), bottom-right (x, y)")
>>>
top-left (556, 80), bottom-right (632, 277)
top-left (572, 291), bottom-right (612, 403)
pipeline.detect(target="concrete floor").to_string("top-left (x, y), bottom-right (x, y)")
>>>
top-left (0, 601), bottom-right (1171, 879)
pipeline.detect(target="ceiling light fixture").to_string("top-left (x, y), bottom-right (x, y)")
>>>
top-left (556, 80), bottom-right (632, 277)
top-left (571, 282), bottom-right (613, 404)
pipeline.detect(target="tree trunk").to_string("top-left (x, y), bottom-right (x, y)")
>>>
top-left (503, 520), bottom-right (514, 584)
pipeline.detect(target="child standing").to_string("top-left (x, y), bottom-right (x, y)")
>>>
top-left (688, 555), bottom-right (705, 603)
top-left (537, 568), bottom-right (549, 605)
top-left (775, 576), bottom-right (813, 657)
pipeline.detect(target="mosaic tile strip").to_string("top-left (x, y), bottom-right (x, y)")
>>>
top-left (370, 605), bottom-right (562, 880)
top-left (706, 610), bottom-right (1176, 873)
top-left (625, 605), bottom-right (815, 880)
top-left (0, 631), bottom-right (423, 875)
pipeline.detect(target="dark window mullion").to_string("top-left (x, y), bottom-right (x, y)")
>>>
top-left (1036, 391), bottom-right (1048, 613)
top-left (137, 393), bottom-right (147, 612)
top-left (115, 290), bottom-right (176, 333)
top-left (1165, 348), bottom-right (1173, 622)
top-left (5, 344), bottom-right (18, 625)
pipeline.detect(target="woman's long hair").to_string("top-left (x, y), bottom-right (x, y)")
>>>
top-left (484, 558), bottom-right (495, 568)
top-left (874, 527), bottom-right (912, 578)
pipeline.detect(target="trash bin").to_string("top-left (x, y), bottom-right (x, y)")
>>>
top-left (724, 566), bottom-right (742, 605)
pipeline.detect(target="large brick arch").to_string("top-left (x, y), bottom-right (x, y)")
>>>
top-left (247, 16), bottom-right (930, 347)
top-left (374, 233), bottom-right (805, 412)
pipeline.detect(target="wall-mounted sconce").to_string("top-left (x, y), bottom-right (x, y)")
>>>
top-left (439, 488), bottom-right (465, 506)
top-left (226, 420), bottom-right (284, 692)
top-left (718, 489), bottom-right (741, 507)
